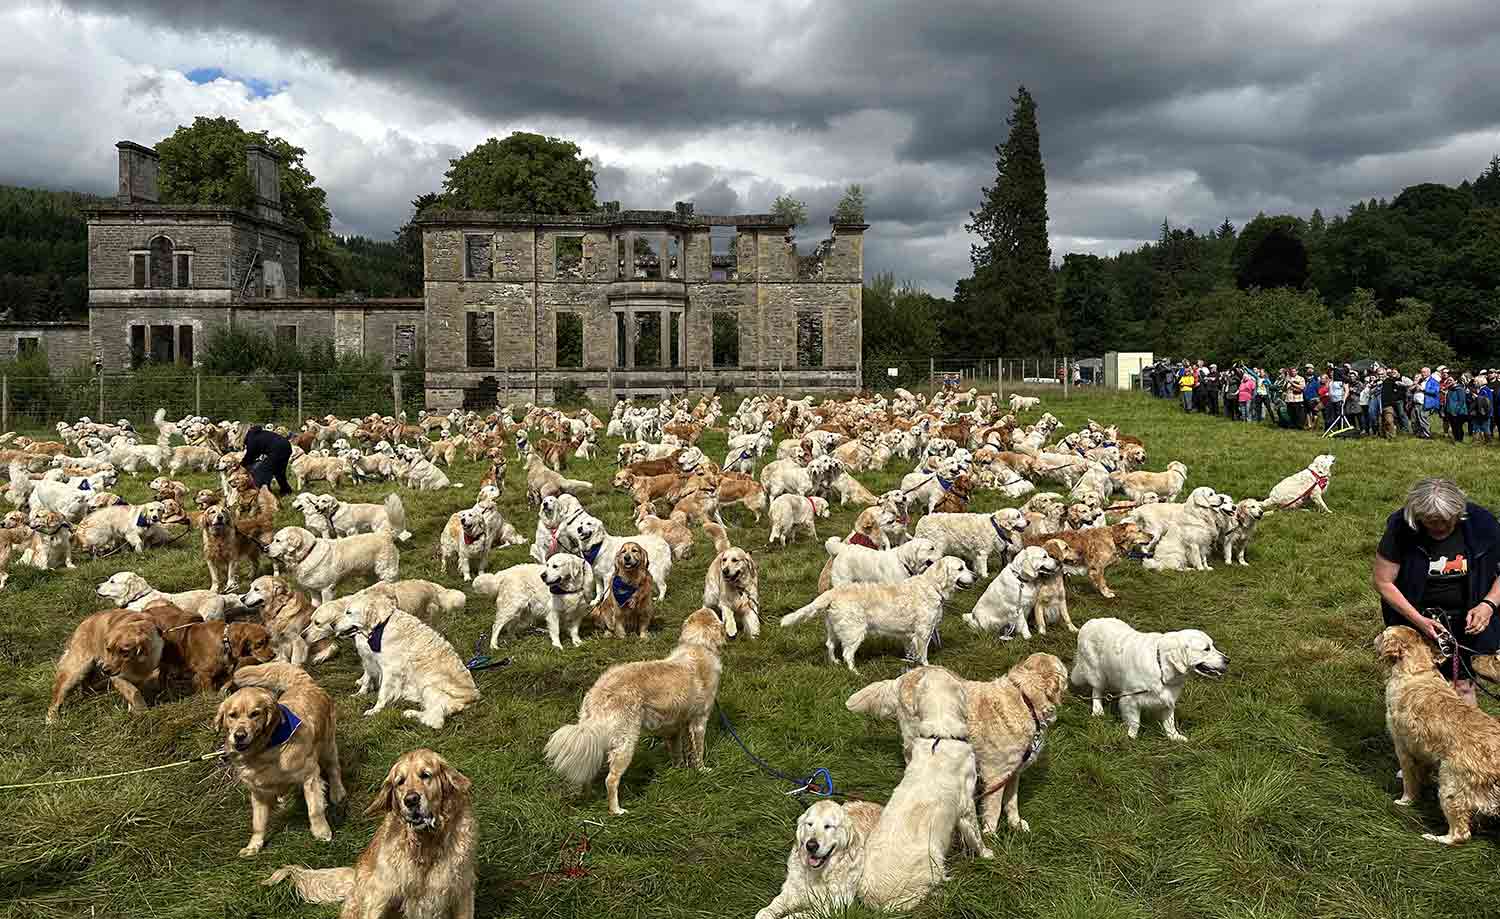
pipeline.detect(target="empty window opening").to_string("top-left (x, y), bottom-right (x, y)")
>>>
top-left (666, 236), bottom-right (682, 280)
top-left (130, 325), bottom-right (146, 368)
top-left (796, 311), bottom-right (824, 368)
top-left (16, 337), bottom-right (39, 356)
top-left (276, 325), bottom-right (298, 349)
top-left (633, 235), bottom-right (663, 280)
top-left (175, 254), bottom-right (192, 288)
top-left (555, 236), bottom-right (584, 278)
top-left (712, 313), bottom-right (739, 367)
top-left (132, 253), bottom-right (147, 289)
top-left (710, 227), bottom-right (738, 282)
top-left (634, 312), bottom-right (662, 367)
top-left (556, 312), bottom-right (583, 367)
top-left (150, 324), bottom-right (175, 364)
top-left (465, 235), bottom-right (493, 279)
top-left (148, 237), bottom-right (173, 289)
top-left (669, 313), bottom-right (682, 368)
top-left (466, 311), bottom-right (495, 368)
top-left (178, 325), bottom-right (194, 365)
top-left (615, 312), bottom-right (627, 367)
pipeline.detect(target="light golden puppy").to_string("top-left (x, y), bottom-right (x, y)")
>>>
top-left (219, 662), bottom-right (346, 857)
top-left (703, 525), bottom-right (761, 639)
top-left (1377, 625), bottom-right (1500, 845)
top-left (264, 749), bottom-right (476, 918)
top-left (1032, 538), bottom-right (1080, 634)
top-left (756, 800), bottom-right (884, 919)
top-left (545, 608), bottom-right (727, 815)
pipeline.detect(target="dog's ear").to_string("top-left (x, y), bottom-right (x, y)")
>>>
top-left (438, 758), bottom-right (472, 801)
top-left (364, 761), bottom-right (400, 818)
top-left (213, 696), bottom-right (230, 732)
top-left (1160, 635), bottom-right (1192, 675)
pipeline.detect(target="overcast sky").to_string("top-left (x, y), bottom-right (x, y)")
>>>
top-left (5, 1), bottom-right (1500, 294)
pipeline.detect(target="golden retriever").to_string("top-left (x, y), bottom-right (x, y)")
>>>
top-left (47, 606), bottom-right (177, 723)
top-left (1377, 625), bottom-right (1500, 844)
top-left (264, 749), bottom-right (476, 917)
top-left (219, 662), bottom-right (346, 857)
top-left (545, 608), bottom-right (727, 815)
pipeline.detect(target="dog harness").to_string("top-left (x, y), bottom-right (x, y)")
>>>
top-left (367, 616), bottom-right (392, 653)
top-left (610, 575), bottom-right (639, 607)
top-left (266, 705), bottom-right (302, 748)
top-left (937, 476), bottom-right (954, 492)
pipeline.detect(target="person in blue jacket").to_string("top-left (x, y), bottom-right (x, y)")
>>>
top-left (1444, 374), bottom-right (1469, 443)
top-left (1374, 478), bottom-right (1500, 706)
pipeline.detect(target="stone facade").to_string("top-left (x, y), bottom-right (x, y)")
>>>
top-left (419, 208), bottom-right (865, 407)
top-left (37, 143), bottom-right (866, 409)
top-left (0, 322), bottom-right (91, 366)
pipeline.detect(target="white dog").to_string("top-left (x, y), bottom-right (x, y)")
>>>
top-left (1266, 453), bottom-right (1335, 513)
top-left (531, 493), bottom-right (583, 563)
top-left (404, 455), bottom-right (463, 491)
top-left (297, 493), bottom-right (410, 541)
top-left (266, 525), bottom-right (400, 604)
top-left (780, 557), bottom-right (976, 673)
top-left (912, 507), bottom-right (1028, 578)
top-left (477, 555), bottom-right (595, 650)
top-left (963, 545), bottom-right (1057, 639)
top-left (768, 494), bottom-right (830, 547)
top-left (823, 536), bottom-right (941, 589)
top-left (304, 593), bottom-right (479, 728)
top-left (755, 800), bottom-right (884, 919)
top-left (1139, 489), bottom-right (1233, 572)
top-left (1221, 498), bottom-right (1272, 566)
top-left (72, 501), bottom-right (168, 555)
top-left (96, 570), bottom-right (233, 620)
top-left (858, 738), bottom-right (991, 910)
top-left (1071, 617), bottom-right (1228, 740)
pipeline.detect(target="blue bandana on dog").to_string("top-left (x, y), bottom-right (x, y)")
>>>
top-left (267, 705), bottom-right (302, 747)
top-left (367, 617), bottom-right (392, 653)
top-left (611, 575), bottom-right (639, 607)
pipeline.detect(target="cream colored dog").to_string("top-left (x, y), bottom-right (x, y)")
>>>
top-left (780, 556), bottom-right (976, 673)
top-left (301, 492), bottom-right (410, 541)
top-left (1140, 489), bottom-right (1233, 572)
top-left (768, 494), bottom-right (830, 547)
top-left (545, 608), bottom-right (727, 815)
top-left (1220, 498), bottom-right (1272, 566)
top-left (562, 513), bottom-right (673, 604)
top-left (267, 525), bottom-right (400, 604)
top-left (305, 593), bottom-right (479, 728)
top-left (72, 500), bottom-right (167, 555)
top-left (963, 545), bottom-right (1058, 639)
top-left (1266, 453), bottom-right (1335, 513)
top-left (756, 800), bottom-right (884, 919)
top-left (531, 493), bottom-right (583, 563)
top-left (1112, 460), bottom-right (1188, 503)
top-left (1071, 617), bottom-right (1228, 740)
top-left (913, 507), bottom-right (1028, 578)
top-left (857, 737), bottom-right (991, 910)
top-left (439, 505), bottom-right (494, 583)
top-left (477, 554), bottom-right (595, 650)
top-left (96, 570), bottom-right (233, 620)
top-left (822, 536), bottom-right (941, 590)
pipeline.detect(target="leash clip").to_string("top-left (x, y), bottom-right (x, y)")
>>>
top-left (787, 767), bottom-right (835, 798)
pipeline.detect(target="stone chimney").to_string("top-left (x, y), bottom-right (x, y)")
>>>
top-left (116, 141), bottom-right (159, 204)
top-left (245, 144), bottom-right (282, 220)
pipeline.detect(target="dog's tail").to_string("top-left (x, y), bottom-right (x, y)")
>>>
top-left (262, 865), bottom-right (356, 903)
top-left (703, 522), bottom-right (731, 555)
top-left (779, 593), bottom-right (833, 629)
top-left (383, 493), bottom-right (411, 541)
top-left (544, 716), bottom-right (612, 786)
top-left (845, 677), bottom-right (900, 719)
top-left (448, 481), bottom-right (465, 489)
top-left (231, 661), bottom-right (315, 694)
top-left (439, 586), bottom-right (468, 616)
top-left (153, 407), bottom-right (167, 431)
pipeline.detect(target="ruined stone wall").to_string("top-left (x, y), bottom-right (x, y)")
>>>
top-left (0, 323), bottom-right (92, 368)
top-left (89, 220), bottom-right (235, 292)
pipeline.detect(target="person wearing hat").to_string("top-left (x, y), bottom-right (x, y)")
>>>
top-left (1303, 367), bottom-right (1321, 430)
top-left (1443, 371), bottom-right (1469, 443)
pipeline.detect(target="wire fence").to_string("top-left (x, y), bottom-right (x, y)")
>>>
top-left (0, 369), bottom-right (426, 434)
top-left (860, 355), bottom-right (1115, 394)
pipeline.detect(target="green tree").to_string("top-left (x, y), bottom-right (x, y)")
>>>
top-left (395, 192), bottom-right (441, 294)
top-left (956, 85), bottom-right (1054, 354)
top-left (834, 184), bottom-right (866, 223)
top-left (862, 272), bottom-right (944, 387)
top-left (1233, 214), bottom-right (1308, 290)
top-left (1055, 254), bottom-right (1117, 355)
top-left (154, 116), bottom-right (339, 294)
top-left (771, 194), bottom-right (808, 228)
top-left (441, 132), bottom-right (597, 213)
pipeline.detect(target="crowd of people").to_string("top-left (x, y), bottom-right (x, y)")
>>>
top-left (1148, 360), bottom-right (1498, 444)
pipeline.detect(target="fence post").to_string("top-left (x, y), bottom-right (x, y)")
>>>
top-left (1, 375), bottom-right (7, 434)
top-left (929, 357), bottom-right (935, 387)
top-left (997, 357), bottom-right (1004, 402)
top-left (607, 366), bottom-right (614, 401)
top-left (98, 371), bottom-right (105, 421)
top-left (392, 371), bottom-right (402, 418)
top-left (297, 372), bottom-right (304, 424)
top-left (1064, 356), bottom-right (1070, 400)
top-left (195, 368), bottom-right (202, 417)
top-left (778, 359), bottom-right (784, 391)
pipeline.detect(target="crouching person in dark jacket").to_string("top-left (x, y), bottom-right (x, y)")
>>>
top-left (241, 425), bottom-right (293, 495)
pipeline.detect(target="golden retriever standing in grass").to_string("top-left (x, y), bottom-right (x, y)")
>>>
top-left (219, 662), bottom-right (346, 857)
top-left (702, 524), bottom-right (761, 639)
top-left (592, 541), bottom-right (657, 639)
top-left (1378, 625), bottom-right (1500, 845)
top-left (264, 748), bottom-right (476, 918)
top-left (545, 608), bottom-right (727, 815)
top-left (203, 505), bottom-right (262, 592)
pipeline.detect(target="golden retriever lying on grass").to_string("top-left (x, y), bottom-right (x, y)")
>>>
top-left (1378, 625), bottom-right (1500, 845)
top-left (545, 608), bottom-right (727, 815)
top-left (265, 748), bottom-right (476, 917)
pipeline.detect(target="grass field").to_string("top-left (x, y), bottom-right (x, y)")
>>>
top-left (3, 389), bottom-right (1499, 919)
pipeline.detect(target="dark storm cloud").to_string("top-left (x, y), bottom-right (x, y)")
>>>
top-left (58, 0), bottom-right (1500, 290)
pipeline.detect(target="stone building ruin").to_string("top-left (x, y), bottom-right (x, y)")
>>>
top-left (3, 141), bottom-right (865, 407)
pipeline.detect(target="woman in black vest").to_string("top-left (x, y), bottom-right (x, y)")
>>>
top-left (240, 425), bottom-right (294, 496)
top-left (1373, 478), bottom-right (1500, 705)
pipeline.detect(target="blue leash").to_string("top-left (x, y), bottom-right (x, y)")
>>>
top-left (466, 636), bottom-right (513, 673)
top-left (714, 705), bottom-right (835, 798)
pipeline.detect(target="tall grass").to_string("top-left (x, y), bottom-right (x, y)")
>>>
top-left (1, 389), bottom-right (1496, 918)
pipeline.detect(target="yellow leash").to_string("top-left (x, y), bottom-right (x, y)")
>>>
top-left (0, 750), bottom-right (224, 791)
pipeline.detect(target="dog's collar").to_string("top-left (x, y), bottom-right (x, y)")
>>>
top-left (267, 704), bottom-right (302, 748)
top-left (1308, 468), bottom-right (1329, 489)
top-left (848, 531), bottom-right (878, 550)
top-left (1006, 676), bottom-right (1048, 765)
top-left (937, 476), bottom-right (955, 491)
top-left (582, 541), bottom-right (602, 565)
top-left (77, 479), bottom-right (92, 491)
top-left (610, 575), bottom-right (640, 607)
top-left (367, 616), bottom-right (392, 653)
top-left (122, 584), bottom-right (154, 605)
top-left (923, 733), bottom-right (970, 751)
top-left (989, 515), bottom-right (1012, 545)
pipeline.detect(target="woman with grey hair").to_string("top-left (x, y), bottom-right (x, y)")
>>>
top-left (1373, 477), bottom-right (1500, 705)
